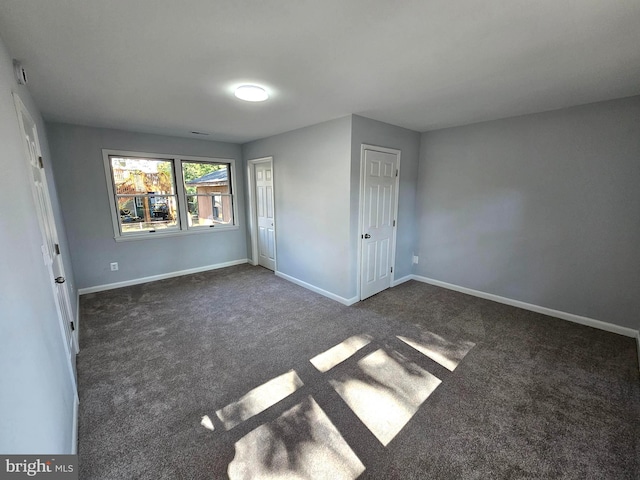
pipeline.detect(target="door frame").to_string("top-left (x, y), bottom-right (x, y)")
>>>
top-left (247, 156), bottom-right (277, 269)
top-left (357, 144), bottom-right (401, 301)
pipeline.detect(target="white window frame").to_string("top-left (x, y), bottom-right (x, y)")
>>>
top-left (102, 149), bottom-right (239, 241)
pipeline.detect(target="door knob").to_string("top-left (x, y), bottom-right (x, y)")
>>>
top-left (55, 276), bottom-right (65, 284)
top-left (364, 233), bottom-right (371, 239)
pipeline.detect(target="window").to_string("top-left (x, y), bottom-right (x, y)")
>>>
top-left (103, 150), bottom-right (237, 240)
top-left (182, 161), bottom-right (234, 227)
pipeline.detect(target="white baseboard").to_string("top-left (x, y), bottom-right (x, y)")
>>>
top-left (275, 271), bottom-right (359, 306)
top-left (75, 291), bottom-right (80, 351)
top-left (412, 275), bottom-right (638, 338)
top-left (78, 259), bottom-right (249, 295)
top-left (71, 395), bottom-right (79, 454)
top-left (636, 332), bottom-right (640, 371)
top-left (391, 275), bottom-right (413, 287)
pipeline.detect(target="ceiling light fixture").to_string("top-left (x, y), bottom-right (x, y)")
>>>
top-left (234, 85), bottom-right (269, 102)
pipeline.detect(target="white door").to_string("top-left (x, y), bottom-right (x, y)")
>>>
top-left (254, 160), bottom-right (276, 270)
top-left (14, 95), bottom-right (79, 368)
top-left (360, 147), bottom-right (400, 300)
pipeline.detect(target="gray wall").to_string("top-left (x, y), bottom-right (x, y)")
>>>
top-left (0, 35), bottom-right (76, 452)
top-left (351, 115), bottom-right (420, 281)
top-left (416, 96), bottom-right (640, 330)
top-left (46, 123), bottom-right (246, 289)
top-left (243, 117), bottom-right (354, 299)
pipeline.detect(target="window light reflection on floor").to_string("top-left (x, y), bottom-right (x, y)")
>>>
top-left (329, 349), bottom-right (441, 446)
top-left (228, 395), bottom-right (365, 480)
top-left (397, 332), bottom-right (475, 371)
top-left (200, 415), bottom-right (215, 431)
top-left (210, 330), bottom-right (475, 475)
top-left (310, 334), bottom-right (372, 373)
top-left (216, 370), bottom-right (304, 430)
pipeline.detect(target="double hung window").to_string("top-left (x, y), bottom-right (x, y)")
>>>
top-left (103, 150), bottom-right (237, 240)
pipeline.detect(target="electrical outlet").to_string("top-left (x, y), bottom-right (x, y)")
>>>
top-left (412, 255), bottom-right (419, 265)
top-left (110, 262), bottom-right (119, 271)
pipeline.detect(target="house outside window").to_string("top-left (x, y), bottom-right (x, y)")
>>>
top-left (103, 150), bottom-right (237, 240)
top-left (183, 162), bottom-right (233, 227)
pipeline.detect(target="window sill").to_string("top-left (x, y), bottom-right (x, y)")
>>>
top-left (113, 225), bottom-right (239, 242)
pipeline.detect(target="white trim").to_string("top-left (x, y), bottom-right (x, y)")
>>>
top-left (75, 291), bottom-right (80, 351)
top-left (78, 259), bottom-right (248, 295)
top-left (112, 225), bottom-right (240, 242)
top-left (636, 331), bottom-right (640, 371)
top-left (412, 275), bottom-right (638, 338)
top-left (391, 275), bottom-right (412, 287)
top-left (275, 271), bottom-right (359, 306)
top-left (71, 395), bottom-right (79, 454)
top-left (246, 160), bottom-right (258, 266)
top-left (247, 157), bottom-right (276, 269)
top-left (357, 144), bottom-right (401, 301)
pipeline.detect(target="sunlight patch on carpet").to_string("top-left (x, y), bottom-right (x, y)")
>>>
top-left (200, 414), bottom-right (215, 431)
top-left (217, 370), bottom-right (304, 430)
top-left (228, 395), bottom-right (365, 480)
top-left (397, 332), bottom-right (475, 371)
top-left (329, 349), bottom-right (441, 446)
top-left (310, 334), bottom-right (372, 373)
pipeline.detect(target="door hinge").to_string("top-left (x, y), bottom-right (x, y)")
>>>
top-left (38, 156), bottom-right (44, 169)
top-left (393, 220), bottom-right (396, 227)
top-left (395, 169), bottom-right (398, 177)
top-left (390, 266), bottom-right (393, 273)
top-left (70, 321), bottom-right (75, 331)
top-left (54, 243), bottom-right (61, 255)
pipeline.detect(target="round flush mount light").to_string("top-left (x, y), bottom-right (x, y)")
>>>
top-left (234, 84), bottom-right (269, 102)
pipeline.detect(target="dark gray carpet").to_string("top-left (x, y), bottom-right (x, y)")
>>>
top-left (78, 264), bottom-right (640, 479)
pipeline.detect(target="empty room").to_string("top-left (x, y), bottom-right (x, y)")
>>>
top-left (1, 1), bottom-right (639, 479)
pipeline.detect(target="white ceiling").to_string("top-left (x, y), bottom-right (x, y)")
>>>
top-left (1, 0), bottom-right (639, 143)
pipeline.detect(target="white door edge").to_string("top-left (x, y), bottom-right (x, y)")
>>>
top-left (357, 144), bottom-right (401, 301)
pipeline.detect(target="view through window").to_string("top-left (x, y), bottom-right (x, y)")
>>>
top-left (110, 157), bottom-right (178, 233)
top-left (104, 151), bottom-right (236, 239)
